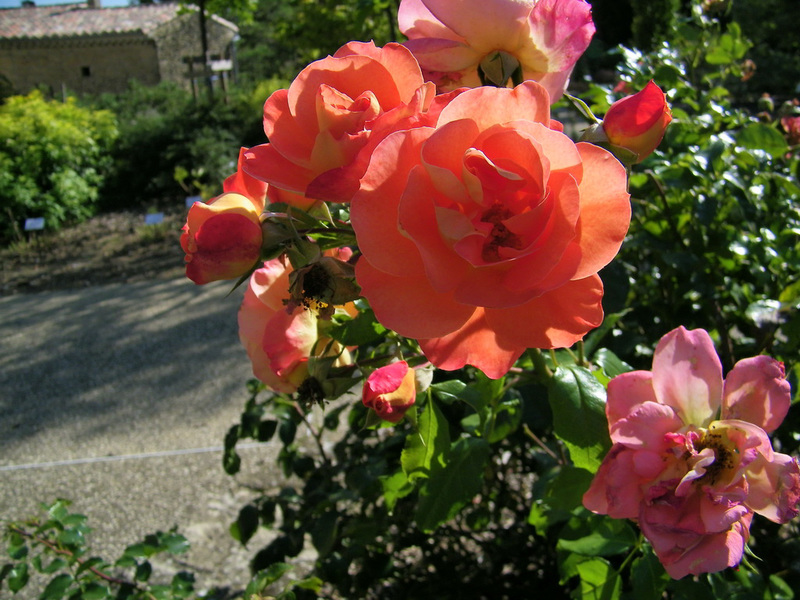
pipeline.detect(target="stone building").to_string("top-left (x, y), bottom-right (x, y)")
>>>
top-left (0, 1), bottom-right (238, 96)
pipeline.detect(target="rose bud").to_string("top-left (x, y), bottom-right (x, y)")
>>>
top-left (601, 80), bottom-right (672, 163)
top-left (362, 361), bottom-right (417, 423)
top-left (181, 192), bottom-right (263, 285)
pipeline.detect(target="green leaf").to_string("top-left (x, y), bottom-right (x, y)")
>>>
top-left (78, 582), bottom-right (111, 600)
top-left (630, 546), bottom-right (669, 600)
top-left (737, 124), bottom-right (788, 159)
top-left (591, 349), bottom-right (633, 381)
top-left (34, 556), bottom-right (68, 574)
top-left (380, 470), bottom-right (415, 513)
top-left (484, 395), bottom-right (521, 443)
top-left (329, 309), bottom-right (386, 345)
top-left (528, 467), bottom-right (594, 535)
top-left (40, 573), bottom-right (73, 599)
top-left (430, 380), bottom-right (468, 404)
top-left (557, 517), bottom-right (637, 557)
top-left (401, 398), bottom-right (449, 481)
top-left (415, 437), bottom-right (490, 533)
top-left (548, 366), bottom-right (611, 472)
top-left (245, 563), bottom-right (292, 596)
top-left (573, 558), bottom-right (621, 600)
top-left (767, 574), bottom-right (794, 600)
top-left (8, 562), bottom-right (29, 593)
top-left (231, 504), bottom-right (260, 545)
top-left (310, 511), bottom-right (338, 556)
top-left (134, 561), bottom-right (152, 582)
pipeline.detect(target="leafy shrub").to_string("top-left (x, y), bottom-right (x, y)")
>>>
top-left (90, 81), bottom-right (264, 211)
top-left (0, 91), bottom-right (117, 243)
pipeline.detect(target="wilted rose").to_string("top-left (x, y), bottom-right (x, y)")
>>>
top-left (238, 252), bottom-right (354, 393)
top-left (350, 81), bottom-right (631, 378)
top-left (583, 326), bottom-right (800, 579)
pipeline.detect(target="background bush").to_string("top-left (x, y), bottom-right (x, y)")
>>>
top-left (0, 90), bottom-right (117, 243)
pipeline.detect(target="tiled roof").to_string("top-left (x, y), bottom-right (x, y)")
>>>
top-left (0, 2), bottom-right (236, 40)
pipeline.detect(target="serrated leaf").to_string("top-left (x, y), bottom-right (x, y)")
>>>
top-left (134, 561), bottom-right (152, 582)
top-left (401, 398), bottom-right (449, 481)
top-left (415, 437), bottom-right (490, 533)
top-left (548, 366), bottom-right (611, 472)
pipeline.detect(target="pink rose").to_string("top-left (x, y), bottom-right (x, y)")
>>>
top-left (238, 252), bottom-right (354, 393)
top-left (362, 361), bottom-right (417, 423)
top-left (583, 326), bottom-right (800, 579)
top-left (398, 0), bottom-right (595, 102)
top-left (243, 41), bottom-right (447, 204)
top-left (181, 148), bottom-right (267, 285)
top-left (601, 81), bottom-right (672, 163)
top-left (350, 81), bottom-right (631, 379)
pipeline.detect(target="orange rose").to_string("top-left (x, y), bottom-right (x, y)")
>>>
top-left (350, 81), bottom-right (631, 378)
top-left (243, 41), bottom-right (445, 204)
top-left (601, 80), bottom-right (672, 163)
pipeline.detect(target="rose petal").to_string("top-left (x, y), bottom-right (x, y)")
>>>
top-left (722, 355), bottom-right (791, 433)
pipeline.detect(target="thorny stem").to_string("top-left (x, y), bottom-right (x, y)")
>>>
top-left (522, 424), bottom-right (562, 464)
top-left (293, 401), bottom-right (331, 466)
top-left (8, 524), bottom-right (153, 597)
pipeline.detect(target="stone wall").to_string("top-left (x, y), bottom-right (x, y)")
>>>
top-left (0, 35), bottom-right (159, 96)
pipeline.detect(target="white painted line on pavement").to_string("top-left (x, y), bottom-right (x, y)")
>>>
top-left (0, 442), bottom-right (265, 472)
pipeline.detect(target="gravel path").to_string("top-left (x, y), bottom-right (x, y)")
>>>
top-left (0, 276), bottom-right (287, 597)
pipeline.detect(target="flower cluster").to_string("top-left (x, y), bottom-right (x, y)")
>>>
top-left (584, 327), bottom-right (800, 579)
top-left (174, 0), bottom-right (800, 582)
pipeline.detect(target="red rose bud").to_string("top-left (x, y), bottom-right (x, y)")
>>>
top-left (602, 80), bottom-right (672, 163)
top-left (181, 193), bottom-right (263, 285)
top-left (362, 361), bottom-right (417, 423)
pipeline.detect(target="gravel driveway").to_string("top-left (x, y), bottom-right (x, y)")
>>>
top-left (0, 277), bottom-right (286, 597)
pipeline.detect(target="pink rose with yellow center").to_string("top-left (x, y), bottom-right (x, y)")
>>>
top-left (583, 326), bottom-right (800, 579)
top-left (350, 81), bottom-right (631, 378)
top-left (399, 0), bottom-right (595, 101)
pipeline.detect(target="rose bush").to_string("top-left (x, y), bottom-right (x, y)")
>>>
top-left (350, 80), bottom-right (631, 378)
top-left (243, 41), bottom-right (455, 205)
top-left (583, 326), bottom-right (800, 579)
top-left (398, 0), bottom-right (595, 101)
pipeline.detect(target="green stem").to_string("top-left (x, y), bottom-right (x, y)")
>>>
top-left (529, 348), bottom-right (553, 382)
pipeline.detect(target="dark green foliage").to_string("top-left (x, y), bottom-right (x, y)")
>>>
top-left (237, 0), bottom-right (399, 82)
top-left (629, 0), bottom-right (681, 51)
top-left (88, 81), bottom-right (263, 211)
